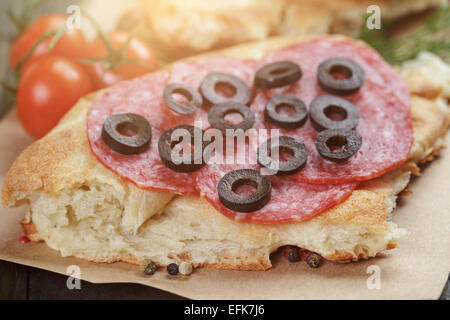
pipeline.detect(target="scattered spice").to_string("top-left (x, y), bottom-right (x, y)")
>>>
top-left (140, 259), bottom-right (157, 275)
top-left (167, 263), bottom-right (179, 276)
top-left (306, 253), bottom-right (321, 269)
top-left (298, 248), bottom-right (322, 268)
top-left (179, 262), bottom-right (193, 276)
top-left (18, 236), bottom-right (30, 244)
top-left (282, 245), bottom-right (301, 262)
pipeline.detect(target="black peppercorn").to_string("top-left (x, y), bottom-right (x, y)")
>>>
top-left (283, 246), bottom-right (301, 262)
top-left (167, 263), bottom-right (179, 276)
top-left (140, 259), bottom-right (157, 275)
top-left (306, 253), bottom-right (321, 269)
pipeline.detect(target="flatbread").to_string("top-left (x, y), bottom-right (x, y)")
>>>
top-left (2, 36), bottom-right (449, 270)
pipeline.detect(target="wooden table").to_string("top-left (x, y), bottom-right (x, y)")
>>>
top-left (0, 0), bottom-right (448, 300)
top-left (0, 259), bottom-right (186, 300)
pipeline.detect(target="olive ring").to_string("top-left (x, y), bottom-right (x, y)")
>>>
top-left (163, 83), bottom-right (203, 115)
top-left (264, 94), bottom-right (308, 130)
top-left (317, 57), bottom-right (365, 95)
top-left (254, 61), bottom-right (302, 89)
top-left (200, 72), bottom-right (251, 106)
top-left (208, 102), bottom-right (255, 136)
top-left (102, 113), bottom-right (152, 155)
top-left (315, 128), bottom-right (362, 162)
top-left (309, 95), bottom-right (361, 132)
top-left (158, 125), bottom-right (208, 172)
top-left (257, 136), bottom-right (308, 176)
top-left (218, 169), bottom-right (272, 213)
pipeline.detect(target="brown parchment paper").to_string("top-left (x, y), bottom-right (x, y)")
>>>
top-left (0, 109), bottom-right (449, 300)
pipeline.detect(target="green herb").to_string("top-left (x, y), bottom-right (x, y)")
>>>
top-left (359, 6), bottom-right (450, 65)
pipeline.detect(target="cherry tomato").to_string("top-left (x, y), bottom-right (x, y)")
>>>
top-left (9, 14), bottom-right (88, 72)
top-left (84, 31), bottom-right (158, 88)
top-left (17, 56), bottom-right (94, 139)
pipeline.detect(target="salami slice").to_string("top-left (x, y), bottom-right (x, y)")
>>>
top-left (87, 37), bottom-right (414, 223)
top-left (87, 72), bottom-right (197, 194)
top-left (195, 142), bottom-right (357, 223)
top-left (263, 38), bottom-right (410, 107)
top-left (251, 78), bottom-right (413, 184)
top-left (164, 59), bottom-right (259, 129)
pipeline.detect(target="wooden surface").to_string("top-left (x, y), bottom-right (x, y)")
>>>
top-left (0, 259), bottom-right (185, 300)
top-left (0, 0), bottom-right (448, 300)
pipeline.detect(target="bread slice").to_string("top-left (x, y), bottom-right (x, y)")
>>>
top-left (2, 36), bottom-right (449, 270)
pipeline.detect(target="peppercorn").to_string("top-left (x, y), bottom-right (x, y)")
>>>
top-left (306, 253), bottom-right (321, 269)
top-left (167, 263), bottom-right (179, 276)
top-left (140, 259), bottom-right (157, 275)
top-left (283, 246), bottom-right (301, 262)
top-left (179, 262), bottom-right (193, 276)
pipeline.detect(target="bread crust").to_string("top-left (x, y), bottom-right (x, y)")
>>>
top-left (3, 35), bottom-right (449, 270)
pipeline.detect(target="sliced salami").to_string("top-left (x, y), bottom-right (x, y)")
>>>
top-left (263, 38), bottom-right (410, 107)
top-left (251, 80), bottom-right (413, 184)
top-left (87, 72), bottom-right (197, 194)
top-left (87, 38), bottom-right (414, 223)
top-left (164, 59), bottom-right (259, 129)
top-left (195, 158), bottom-right (357, 224)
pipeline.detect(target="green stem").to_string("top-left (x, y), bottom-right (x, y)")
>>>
top-left (7, 10), bottom-right (27, 34)
top-left (15, 26), bottom-right (64, 73)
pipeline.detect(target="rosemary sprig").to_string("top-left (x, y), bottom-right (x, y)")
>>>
top-left (359, 6), bottom-right (450, 65)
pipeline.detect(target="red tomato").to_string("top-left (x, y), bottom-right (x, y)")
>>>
top-left (17, 56), bottom-right (94, 139)
top-left (85, 31), bottom-right (158, 88)
top-left (9, 14), bottom-right (88, 72)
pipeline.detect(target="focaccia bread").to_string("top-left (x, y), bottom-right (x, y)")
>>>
top-left (144, 0), bottom-right (446, 59)
top-left (2, 36), bottom-right (449, 270)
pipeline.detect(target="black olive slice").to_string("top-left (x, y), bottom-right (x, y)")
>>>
top-left (317, 57), bottom-right (365, 95)
top-left (257, 136), bottom-right (308, 175)
top-left (158, 125), bottom-right (208, 172)
top-left (254, 61), bottom-right (302, 89)
top-left (309, 95), bottom-right (360, 132)
top-left (163, 83), bottom-right (203, 115)
top-left (200, 72), bottom-right (251, 106)
top-left (102, 113), bottom-right (152, 155)
top-left (218, 169), bottom-right (272, 213)
top-left (315, 128), bottom-right (362, 162)
top-left (208, 102), bottom-right (255, 135)
top-left (264, 94), bottom-right (307, 130)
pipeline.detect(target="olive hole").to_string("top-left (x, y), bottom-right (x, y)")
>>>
top-left (324, 105), bottom-right (347, 121)
top-left (326, 135), bottom-right (347, 152)
top-left (172, 89), bottom-right (192, 104)
top-left (270, 146), bottom-right (294, 162)
top-left (330, 65), bottom-right (352, 80)
top-left (270, 67), bottom-right (288, 75)
top-left (232, 179), bottom-right (257, 197)
top-left (275, 103), bottom-right (296, 117)
top-left (215, 82), bottom-right (236, 98)
top-left (116, 122), bottom-right (138, 137)
top-left (224, 110), bottom-right (244, 125)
